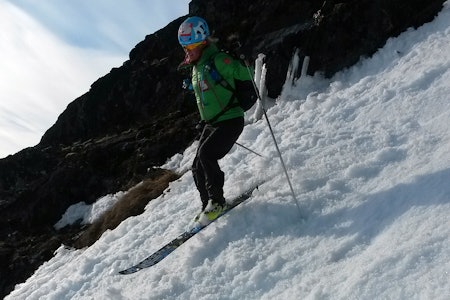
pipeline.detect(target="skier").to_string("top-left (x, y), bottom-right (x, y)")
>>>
top-left (178, 16), bottom-right (253, 225)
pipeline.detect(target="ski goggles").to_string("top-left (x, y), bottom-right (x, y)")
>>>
top-left (183, 41), bottom-right (206, 51)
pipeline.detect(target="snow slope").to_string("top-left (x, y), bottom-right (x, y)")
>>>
top-left (6, 2), bottom-right (450, 299)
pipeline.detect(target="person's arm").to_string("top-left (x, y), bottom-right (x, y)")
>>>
top-left (213, 53), bottom-right (252, 83)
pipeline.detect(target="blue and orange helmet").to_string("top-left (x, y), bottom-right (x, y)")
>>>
top-left (178, 16), bottom-right (210, 46)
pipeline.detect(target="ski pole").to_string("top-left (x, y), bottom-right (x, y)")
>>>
top-left (243, 59), bottom-right (301, 217)
top-left (235, 142), bottom-right (266, 158)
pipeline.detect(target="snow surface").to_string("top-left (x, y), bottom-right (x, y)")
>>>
top-left (54, 191), bottom-right (126, 230)
top-left (6, 3), bottom-right (450, 299)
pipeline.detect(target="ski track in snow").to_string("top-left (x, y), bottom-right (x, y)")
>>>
top-left (6, 2), bottom-right (450, 300)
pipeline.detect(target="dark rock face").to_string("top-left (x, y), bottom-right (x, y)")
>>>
top-left (189, 0), bottom-right (444, 97)
top-left (0, 0), bottom-right (445, 297)
top-left (0, 112), bottom-right (197, 296)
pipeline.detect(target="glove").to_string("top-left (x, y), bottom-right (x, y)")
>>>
top-left (182, 79), bottom-right (193, 90)
top-left (196, 120), bottom-right (206, 132)
top-left (195, 120), bottom-right (206, 140)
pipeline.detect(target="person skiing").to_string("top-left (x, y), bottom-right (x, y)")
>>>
top-left (177, 16), bottom-right (253, 225)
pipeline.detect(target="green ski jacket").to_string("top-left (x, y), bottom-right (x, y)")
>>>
top-left (191, 43), bottom-right (252, 123)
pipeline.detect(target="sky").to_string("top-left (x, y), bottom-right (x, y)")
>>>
top-left (0, 0), bottom-right (189, 158)
top-left (5, 2), bottom-right (450, 299)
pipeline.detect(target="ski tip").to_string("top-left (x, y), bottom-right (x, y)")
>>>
top-left (118, 266), bottom-right (142, 275)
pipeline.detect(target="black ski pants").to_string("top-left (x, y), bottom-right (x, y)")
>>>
top-left (192, 117), bottom-right (244, 209)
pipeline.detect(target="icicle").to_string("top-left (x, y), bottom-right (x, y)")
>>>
top-left (301, 56), bottom-right (310, 78)
top-left (287, 49), bottom-right (300, 86)
top-left (254, 53), bottom-right (265, 86)
top-left (281, 49), bottom-right (301, 100)
top-left (252, 54), bottom-right (267, 121)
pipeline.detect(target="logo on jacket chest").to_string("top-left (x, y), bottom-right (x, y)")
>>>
top-left (198, 79), bottom-right (210, 91)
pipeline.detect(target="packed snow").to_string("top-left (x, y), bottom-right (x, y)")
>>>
top-left (54, 191), bottom-right (126, 230)
top-left (6, 3), bottom-right (450, 299)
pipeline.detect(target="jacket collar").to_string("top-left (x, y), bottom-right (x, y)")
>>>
top-left (197, 43), bottom-right (220, 65)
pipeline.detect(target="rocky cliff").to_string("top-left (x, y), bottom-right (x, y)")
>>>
top-left (0, 0), bottom-right (444, 297)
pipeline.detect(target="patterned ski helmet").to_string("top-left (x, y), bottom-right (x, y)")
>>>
top-left (178, 16), bottom-right (210, 46)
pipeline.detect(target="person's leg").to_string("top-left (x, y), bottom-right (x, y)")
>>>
top-left (192, 125), bottom-right (213, 210)
top-left (192, 156), bottom-right (209, 210)
top-left (197, 117), bottom-right (244, 204)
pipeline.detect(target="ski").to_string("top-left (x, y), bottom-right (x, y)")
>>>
top-left (118, 185), bottom-right (259, 275)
